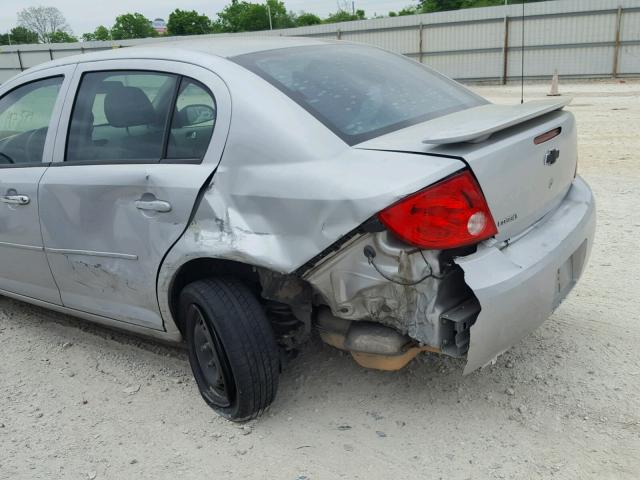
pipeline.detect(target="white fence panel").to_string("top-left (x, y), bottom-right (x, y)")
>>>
top-left (0, 0), bottom-right (639, 84)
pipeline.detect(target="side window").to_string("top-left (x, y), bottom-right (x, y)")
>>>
top-left (0, 76), bottom-right (63, 166)
top-left (66, 71), bottom-right (178, 163)
top-left (166, 79), bottom-right (216, 160)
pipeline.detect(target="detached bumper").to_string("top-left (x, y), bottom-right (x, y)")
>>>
top-left (457, 176), bottom-right (596, 374)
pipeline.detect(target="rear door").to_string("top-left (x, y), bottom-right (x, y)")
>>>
top-left (0, 66), bottom-right (74, 303)
top-left (38, 60), bottom-right (230, 330)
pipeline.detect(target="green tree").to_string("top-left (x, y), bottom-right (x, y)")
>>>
top-left (324, 9), bottom-right (366, 23)
top-left (389, 6), bottom-right (419, 16)
top-left (111, 13), bottom-right (157, 40)
top-left (419, 0), bottom-right (461, 12)
top-left (215, 0), bottom-right (295, 32)
top-left (296, 12), bottom-right (322, 26)
top-left (0, 26), bottom-right (39, 45)
top-left (167, 9), bottom-right (213, 36)
top-left (49, 30), bottom-right (78, 43)
top-left (82, 25), bottom-right (111, 42)
top-left (419, 0), bottom-right (545, 12)
top-left (398, 6), bottom-right (419, 15)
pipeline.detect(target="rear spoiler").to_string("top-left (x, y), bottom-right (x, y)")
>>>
top-left (422, 98), bottom-right (572, 145)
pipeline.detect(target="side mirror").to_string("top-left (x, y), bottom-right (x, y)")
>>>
top-left (180, 104), bottom-right (215, 126)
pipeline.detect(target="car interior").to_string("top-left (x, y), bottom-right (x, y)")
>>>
top-left (65, 72), bottom-right (216, 163)
top-left (0, 77), bottom-right (63, 166)
top-left (0, 72), bottom-right (217, 167)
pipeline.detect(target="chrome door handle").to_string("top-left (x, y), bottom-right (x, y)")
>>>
top-left (0, 195), bottom-right (30, 205)
top-left (135, 199), bottom-right (172, 213)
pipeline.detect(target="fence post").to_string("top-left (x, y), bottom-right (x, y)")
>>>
top-left (502, 16), bottom-right (510, 85)
top-left (16, 50), bottom-right (24, 71)
top-left (418, 23), bottom-right (424, 64)
top-left (337, 28), bottom-right (342, 40)
top-left (612, 6), bottom-right (623, 78)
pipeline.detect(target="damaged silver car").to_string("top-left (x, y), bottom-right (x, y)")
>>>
top-left (0, 37), bottom-right (595, 421)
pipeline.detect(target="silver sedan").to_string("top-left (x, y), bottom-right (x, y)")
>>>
top-left (0, 37), bottom-right (595, 421)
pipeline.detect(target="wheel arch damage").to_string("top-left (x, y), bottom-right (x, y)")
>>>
top-left (156, 180), bottom-right (482, 363)
top-left (301, 230), bottom-right (481, 360)
top-left (157, 148), bottom-right (466, 340)
top-left (158, 215), bottom-right (482, 367)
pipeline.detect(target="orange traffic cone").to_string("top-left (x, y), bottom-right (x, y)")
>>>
top-left (548, 70), bottom-right (561, 96)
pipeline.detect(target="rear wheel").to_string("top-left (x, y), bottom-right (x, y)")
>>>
top-left (180, 277), bottom-right (280, 421)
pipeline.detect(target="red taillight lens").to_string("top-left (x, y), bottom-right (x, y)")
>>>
top-left (377, 170), bottom-right (498, 250)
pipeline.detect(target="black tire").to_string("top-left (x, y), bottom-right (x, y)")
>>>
top-left (180, 277), bottom-right (280, 421)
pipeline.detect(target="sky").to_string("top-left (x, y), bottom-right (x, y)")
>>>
top-left (0, 0), bottom-right (418, 36)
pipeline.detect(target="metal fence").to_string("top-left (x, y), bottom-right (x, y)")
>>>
top-left (1, 0), bottom-right (639, 84)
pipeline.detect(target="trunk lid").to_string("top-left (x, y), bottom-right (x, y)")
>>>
top-left (357, 102), bottom-right (577, 242)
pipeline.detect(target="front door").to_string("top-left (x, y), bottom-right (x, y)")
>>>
top-left (0, 68), bottom-right (73, 303)
top-left (38, 60), bottom-right (230, 329)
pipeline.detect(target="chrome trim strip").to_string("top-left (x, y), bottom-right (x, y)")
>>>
top-left (44, 247), bottom-right (138, 260)
top-left (0, 241), bottom-right (43, 252)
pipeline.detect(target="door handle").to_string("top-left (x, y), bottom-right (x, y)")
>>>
top-left (0, 195), bottom-right (30, 205)
top-left (135, 199), bottom-right (172, 213)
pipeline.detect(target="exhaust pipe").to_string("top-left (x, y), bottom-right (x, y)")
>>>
top-left (316, 309), bottom-right (439, 370)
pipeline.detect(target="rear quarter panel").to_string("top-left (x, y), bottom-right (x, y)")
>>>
top-left (156, 66), bottom-right (468, 331)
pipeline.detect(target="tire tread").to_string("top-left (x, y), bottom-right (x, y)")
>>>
top-left (180, 277), bottom-right (279, 421)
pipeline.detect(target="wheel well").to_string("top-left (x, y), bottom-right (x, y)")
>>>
top-left (169, 258), bottom-right (261, 335)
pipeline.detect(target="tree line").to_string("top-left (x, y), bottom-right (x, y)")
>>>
top-left (1, 1), bottom-right (546, 45)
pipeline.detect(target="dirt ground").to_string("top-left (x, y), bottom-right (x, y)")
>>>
top-left (1, 79), bottom-right (639, 480)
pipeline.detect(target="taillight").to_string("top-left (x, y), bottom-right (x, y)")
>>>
top-left (377, 170), bottom-right (498, 250)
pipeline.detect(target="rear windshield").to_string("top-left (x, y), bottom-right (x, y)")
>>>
top-left (232, 44), bottom-right (485, 145)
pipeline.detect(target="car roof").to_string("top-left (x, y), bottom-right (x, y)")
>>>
top-left (23, 36), bottom-right (337, 75)
top-left (151, 36), bottom-right (334, 57)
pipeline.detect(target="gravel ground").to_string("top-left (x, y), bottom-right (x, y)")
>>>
top-left (1, 79), bottom-right (639, 480)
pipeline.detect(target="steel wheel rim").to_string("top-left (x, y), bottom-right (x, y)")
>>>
top-left (190, 304), bottom-right (232, 407)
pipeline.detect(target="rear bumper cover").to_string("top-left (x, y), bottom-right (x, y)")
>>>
top-left (457, 176), bottom-right (596, 373)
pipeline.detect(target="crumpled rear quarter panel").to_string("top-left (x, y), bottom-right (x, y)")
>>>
top-left (157, 68), bottom-right (466, 332)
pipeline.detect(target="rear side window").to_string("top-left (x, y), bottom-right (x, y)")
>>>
top-left (233, 45), bottom-right (485, 145)
top-left (66, 71), bottom-right (178, 163)
top-left (0, 76), bottom-right (63, 166)
top-left (167, 78), bottom-right (216, 160)
top-left (65, 71), bottom-right (217, 164)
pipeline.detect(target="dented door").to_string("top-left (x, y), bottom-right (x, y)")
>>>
top-left (38, 60), bottom-right (230, 330)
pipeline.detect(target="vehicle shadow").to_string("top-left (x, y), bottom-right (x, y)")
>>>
top-left (0, 296), bottom-right (186, 357)
top-left (0, 294), bottom-right (561, 421)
